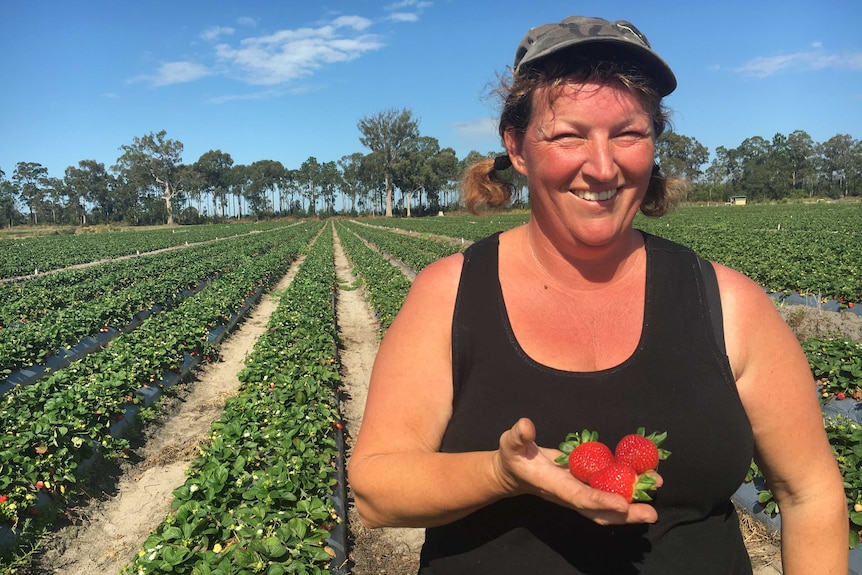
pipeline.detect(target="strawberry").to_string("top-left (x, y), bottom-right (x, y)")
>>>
top-left (589, 462), bottom-right (657, 502)
top-left (554, 429), bottom-right (614, 482)
top-left (614, 427), bottom-right (670, 474)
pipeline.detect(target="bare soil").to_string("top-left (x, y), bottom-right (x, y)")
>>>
top-left (15, 229), bottom-right (862, 574)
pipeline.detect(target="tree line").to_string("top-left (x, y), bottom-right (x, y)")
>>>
top-left (658, 130), bottom-right (860, 203)
top-left (0, 108), bottom-right (859, 227)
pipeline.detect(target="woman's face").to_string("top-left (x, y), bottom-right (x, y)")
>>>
top-left (506, 81), bottom-right (655, 251)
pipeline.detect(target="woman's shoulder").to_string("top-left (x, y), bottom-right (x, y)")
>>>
top-left (405, 250), bottom-right (465, 306)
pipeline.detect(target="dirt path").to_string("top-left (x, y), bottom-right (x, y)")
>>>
top-left (27, 255), bottom-right (306, 574)
top-left (332, 229), bottom-right (424, 574)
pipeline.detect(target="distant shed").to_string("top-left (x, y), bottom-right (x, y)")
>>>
top-left (730, 196), bottom-right (747, 206)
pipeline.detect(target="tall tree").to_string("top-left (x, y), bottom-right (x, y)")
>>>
top-left (819, 134), bottom-right (857, 197)
top-left (357, 108), bottom-right (420, 217)
top-left (194, 150), bottom-right (234, 219)
top-left (227, 164), bottom-right (251, 218)
top-left (785, 130), bottom-right (816, 194)
top-left (13, 162), bottom-right (49, 224)
top-left (248, 160), bottom-right (285, 216)
top-left (297, 157), bottom-right (321, 215)
top-left (43, 176), bottom-right (68, 224)
top-left (338, 153), bottom-right (368, 215)
top-left (114, 130), bottom-right (184, 225)
top-left (318, 161), bottom-right (341, 215)
top-left (656, 132), bottom-right (708, 185)
top-left (392, 137), bottom-right (457, 216)
top-left (0, 178), bottom-right (22, 227)
top-left (64, 160), bottom-right (114, 224)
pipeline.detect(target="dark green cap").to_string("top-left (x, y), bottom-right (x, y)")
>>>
top-left (514, 15), bottom-right (677, 96)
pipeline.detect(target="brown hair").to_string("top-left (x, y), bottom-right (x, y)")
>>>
top-left (462, 53), bottom-right (685, 216)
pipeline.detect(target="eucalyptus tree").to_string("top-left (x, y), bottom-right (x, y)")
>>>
top-left (318, 160), bottom-right (341, 215)
top-left (780, 130), bottom-right (814, 195)
top-left (708, 145), bottom-right (744, 199)
top-left (194, 149), bottom-right (234, 218)
top-left (227, 164), bottom-right (251, 218)
top-left (114, 130), bottom-right (184, 225)
top-left (819, 133), bottom-right (858, 197)
top-left (0, 178), bottom-right (22, 227)
top-left (357, 108), bottom-right (420, 217)
top-left (338, 153), bottom-right (367, 215)
top-left (12, 162), bottom-right (49, 224)
top-left (656, 132), bottom-right (708, 186)
top-left (392, 137), bottom-right (459, 216)
top-left (64, 160), bottom-right (115, 223)
top-left (297, 157), bottom-right (321, 215)
top-left (43, 176), bottom-right (68, 224)
top-left (248, 159), bottom-right (285, 216)
top-left (174, 164), bottom-right (206, 220)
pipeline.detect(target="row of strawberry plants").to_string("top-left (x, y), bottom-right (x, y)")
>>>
top-left (0, 229), bottom-right (288, 325)
top-left (0, 230), bottom-right (301, 377)
top-left (367, 204), bottom-right (862, 303)
top-left (743, 334), bottom-right (862, 551)
top-left (363, 212), bottom-right (529, 242)
top-left (334, 222), bottom-right (411, 332)
top-left (0, 222), bottom-right (322, 557)
top-left (0, 222), bottom-right (283, 280)
top-left (340, 220), bottom-right (464, 273)
top-left (124, 225), bottom-right (342, 575)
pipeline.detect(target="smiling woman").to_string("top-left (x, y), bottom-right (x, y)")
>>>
top-left (347, 14), bottom-right (849, 574)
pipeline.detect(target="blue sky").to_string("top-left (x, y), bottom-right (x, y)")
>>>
top-left (1, 0), bottom-right (860, 182)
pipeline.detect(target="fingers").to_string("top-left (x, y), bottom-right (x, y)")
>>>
top-left (498, 419), bottom-right (661, 526)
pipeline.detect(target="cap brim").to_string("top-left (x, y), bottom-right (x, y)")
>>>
top-left (517, 37), bottom-right (677, 97)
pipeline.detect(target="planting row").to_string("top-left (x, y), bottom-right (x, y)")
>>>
top-left (333, 222), bottom-right (411, 333)
top-left (0, 221), bottom-right (283, 280)
top-left (339, 220), bottom-right (464, 272)
top-left (0, 227), bottom-right (304, 377)
top-left (124, 225), bottom-right (343, 575)
top-left (367, 203), bottom-right (862, 304)
top-left (0, 222), bottom-right (323, 558)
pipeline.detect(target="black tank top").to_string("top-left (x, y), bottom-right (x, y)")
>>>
top-left (419, 232), bottom-right (755, 574)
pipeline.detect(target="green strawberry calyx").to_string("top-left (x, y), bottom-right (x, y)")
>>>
top-left (634, 427), bottom-right (672, 461)
top-left (554, 429), bottom-right (600, 466)
top-left (631, 472), bottom-right (658, 502)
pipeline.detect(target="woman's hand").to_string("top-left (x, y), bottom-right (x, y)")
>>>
top-left (492, 418), bottom-right (660, 525)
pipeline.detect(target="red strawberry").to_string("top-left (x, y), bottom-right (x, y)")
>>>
top-left (568, 442), bottom-right (615, 483)
top-left (614, 427), bottom-right (670, 474)
top-left (555, 430), bottom-right (614, 482)
top-left (589, 462), bottom-right (657, 502)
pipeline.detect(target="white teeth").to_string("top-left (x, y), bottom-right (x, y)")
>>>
top-left (574, 189), bottom-right (618, 201)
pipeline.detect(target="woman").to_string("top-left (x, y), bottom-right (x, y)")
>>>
top-left (347, 15), bottom-right (847, 574)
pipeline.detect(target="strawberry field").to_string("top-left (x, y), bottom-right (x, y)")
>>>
top-left (1, 202), bottom-right (861, 572)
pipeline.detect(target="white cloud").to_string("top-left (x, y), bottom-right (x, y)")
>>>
top-left (237, 16), bottom-right (257, 28)
top-left (386, 0), bottom-right (432, 9)
top-left (131, 14), bottom-right (386, 91)
top-left (388, 12), bottom-right (419, 23)
top-left (207, 88), bottom-right (284, 104)
top-left (384, 0), bottom-right (430, 22)
top-left (735, 46), bottom-right (862, 78)
top-left (214, 16), bottom-right (383, 85)
top-left (452, 117), bottom-right (498, 139)
top-left (201, 26), bottom-right (235, 41)
top-left (130, 61), bottom-right (213, 87)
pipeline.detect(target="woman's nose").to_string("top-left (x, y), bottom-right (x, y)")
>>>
top-left (581, 139), bottom-right (618, 182)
